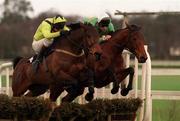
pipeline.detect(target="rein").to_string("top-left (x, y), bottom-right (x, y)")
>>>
top-left (53, 49), bottom-right (85, 57)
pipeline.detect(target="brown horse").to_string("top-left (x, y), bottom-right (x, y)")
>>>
top-left (54, 23), bottom-right (148, 102)
top-left (12, 23), bottom-right (101, 100)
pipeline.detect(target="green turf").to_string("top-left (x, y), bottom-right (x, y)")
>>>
top-left (0, 76), bottom-right (12, 87)
top-left (152, 76), bottom-right (180, 90)
top-left (138, 75), bottom-right (180, 91)
top-left (152, 100), bottom-right (180, 121)
top-left (137, 75), bottom-right (180, 121)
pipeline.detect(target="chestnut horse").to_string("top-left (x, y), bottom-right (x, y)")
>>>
top-left (52, 23), bottom-right (148, 102)
top-left (12, 23), bottom-right (101, 100)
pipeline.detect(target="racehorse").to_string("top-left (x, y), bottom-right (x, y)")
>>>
top-left (53, 23), bottom-right (148, 102)
top-left (12, 23), bottom-right (101, 101)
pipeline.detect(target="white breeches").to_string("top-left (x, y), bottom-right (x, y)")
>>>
top-left (32, 38), bottom-right (53, 54)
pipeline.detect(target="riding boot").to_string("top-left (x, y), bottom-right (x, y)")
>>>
top-left (32, 45), bottom-right (47, 73)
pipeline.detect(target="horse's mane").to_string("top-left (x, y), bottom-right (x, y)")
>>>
top-left (66, 22), bottom-right (82, 30)
top-left (49, 22), bottom-right (86, 50)
top-left (112, 24), bottom-right (141, 36)
top-left (51, 22), bottom-right (96, 49)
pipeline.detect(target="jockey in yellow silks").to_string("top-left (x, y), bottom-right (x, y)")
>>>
top-left (32, 15), bottom-right (70, 72)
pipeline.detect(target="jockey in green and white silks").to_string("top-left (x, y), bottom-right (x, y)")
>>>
top-left (32, 15), bottom-right (70, 72)
top-left (83, 16), bottom-right (115, 43)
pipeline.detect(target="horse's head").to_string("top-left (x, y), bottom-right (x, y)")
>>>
top-left (114, 23), bottom-right (147, 63)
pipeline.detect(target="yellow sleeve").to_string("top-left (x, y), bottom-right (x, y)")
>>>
top-left (63, 25), bottom-right (70, 31)
top-left (41, 21), bottom-right (60, 39)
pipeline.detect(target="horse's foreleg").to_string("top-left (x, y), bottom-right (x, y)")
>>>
top-left (25, 84), bottom-right (48, 97)
top-left (49, 84), bottom-right (64, 102)
top-left (12, 79), bottom-right (31, 97)
top-left (115, 67), bottom-right (134, 96)
top-left (126, 67), bottom-right (134, 90)
top-left (62, 86), bottom-right (84, 103)
top-left (111, 67), bottom-right (134, 95)
top-left (108, 68), bottom-right (120, 94)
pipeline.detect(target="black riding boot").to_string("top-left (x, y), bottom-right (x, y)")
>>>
top-left (32, 46), bottom-right (47, 73)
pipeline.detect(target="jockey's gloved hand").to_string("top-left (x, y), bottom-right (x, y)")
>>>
top-left (60, 30), bottom-right (69, 36)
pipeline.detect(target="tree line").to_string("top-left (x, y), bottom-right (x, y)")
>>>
top-left (0, 0), bottom-right (180, 60)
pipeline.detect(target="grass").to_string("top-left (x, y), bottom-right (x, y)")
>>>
top-left (137, 75), bottom-right (180, 121)
top-left (151, 76), bottom-right (180, 91)
top-left (137, 75), bottom-right (180, 91)
top-left (152, 100), bottom-right (180, 121)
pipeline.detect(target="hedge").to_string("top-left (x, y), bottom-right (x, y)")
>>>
top-left (51, 98), bottom-right (142, 121)
top-left (0, 94), bottom-right (52, 120)
top-left (0, 94), bottom-right (142, 121)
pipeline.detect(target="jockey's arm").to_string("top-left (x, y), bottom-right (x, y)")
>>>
top-left (63, 25), bottom-right (70, 31)
top-left (41, 21), bottom-right (60, 40)
top-left (108, 23), bottom-right (115, 33)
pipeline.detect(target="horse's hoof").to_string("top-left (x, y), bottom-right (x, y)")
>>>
top-left (121, 88), bottom-right (129, 96)
top-left (111, 87), bottom-right (119, 94)
top-left (88, 86), bottom-right (94, 94)
top-left (85, 93), bottom-right (94, 102)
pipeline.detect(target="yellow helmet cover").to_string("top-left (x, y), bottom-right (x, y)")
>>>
top-left (53, 15), bottom-right (67, 24)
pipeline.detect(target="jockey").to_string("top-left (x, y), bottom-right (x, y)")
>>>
top-left (32, 14), bottom-right (70, 72)
top-left (83, 15), bottom-right (115, 43)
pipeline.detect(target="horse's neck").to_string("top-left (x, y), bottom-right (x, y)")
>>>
top-left (101, 30), bottom-right (129, 61)
top-left (54, 36), bottom-right (82, 54)
top-left (111, 29), bottom-right (129, 52)
top-left (102, 33), bottom-right (125, 55)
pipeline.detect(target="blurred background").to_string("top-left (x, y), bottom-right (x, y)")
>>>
top-left (0, 0), bottom-right (180, 61)
top-left (0, 0), bottom-right (180, 121)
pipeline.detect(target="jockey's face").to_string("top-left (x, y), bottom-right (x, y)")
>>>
top-left (52, 22), bottom-right (65, 32)
top-left (99, 26), bottom-right (108, 32)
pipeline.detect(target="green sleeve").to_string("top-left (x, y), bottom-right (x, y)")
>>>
top-left (108, 22), bottom-right (115, 32)
top-left (41, 21), bottom-right (60, 39)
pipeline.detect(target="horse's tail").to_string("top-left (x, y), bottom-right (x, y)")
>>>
top-left (13, 56), bottom-right (23, 69)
